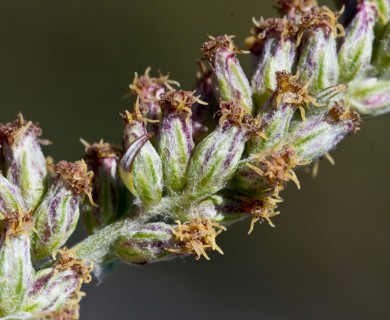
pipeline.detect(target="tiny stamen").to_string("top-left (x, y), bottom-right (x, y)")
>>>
top-left (167, 218), bottom-right (226, 260)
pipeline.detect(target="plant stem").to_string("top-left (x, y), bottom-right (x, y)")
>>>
top-left (72, 218), bottom-right (139, 263)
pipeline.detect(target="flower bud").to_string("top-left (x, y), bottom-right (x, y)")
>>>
top-left (31, 160), bottom-right (94, 260)
top-left (373, 21), bottom-right (390, 70)
top-left (249, 71), bottom-right (310, 154)
top-left (254, 102), bottom-right (295, 155)
top-left (119, 106), bottom-right (163, 207)
top-left (129, 68), bottom-right (179, 142)
top-left (296, 6), bottom-right (344, 93)
top-left (0, 114), bottom-right (47, 211)
top-left (288, 102), bottom-right (361, 162)
top-left (344, 77), bottom-right (390, 115)
top-left (0, 212), bottom-right (34, 317)
top-left (23, 248), bottom-right (92, 313)
top-left (373, 0), bottom-right (390, 24)
top-left (183, 101), bottom-right (262, 202)
top-left (338, 1), bottom-right (377, 83)
top-left (0, 174), bottom-right (26, 215)
top-left (158, 90), bottom-right (204, 193)
top-left (81, 140), bottom-right (127, 234)
top-left (248, 17), bottom-right (298, 107)
top-left (201, 35), bottom-right (254, 114)
top-left (114, 222), bottom-right (174, 265)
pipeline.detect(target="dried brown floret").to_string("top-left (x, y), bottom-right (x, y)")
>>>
top-left (158, 90), bottom-right (207, 123)
top-left (54, 160), bottom-right (95, 205)
top-left (328, 101), bottom-right (361, 134)
top-left (36, 302), bottom-right (80, 320)
top-left (129, 67), bottom-right (179, 99)
top-left (297, 6), bottom-right (345, 45)
top-left (0, 113), bottom-right (42, 145)
top-left (52, 247), bottom-right (93, 303)
top-left (201, 35), bottom-right (245, 67)
top-left (246, 148), bottom-right (302, 190)
top-left (246, 17), bottom-right (298, 54)
top-left (240, 195), bottom-right (282, 234)
top-left (276, 0), bottom-right (318, 15)
top-left (81, 139), bottom-right (118, 160)
top-left (167, 218), bottom-right (226, 260)
top-left (120, 97), bottom-right (159, 126)
top-left (0, 210), bottom-right (34, 245)
top-left (274, 70), bottom-right (323, 120)
top-left (218, 101), bottom-right (264, 138)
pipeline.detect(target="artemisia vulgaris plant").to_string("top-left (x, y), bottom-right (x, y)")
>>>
top-left (1, 0), bottom-right (389, 318)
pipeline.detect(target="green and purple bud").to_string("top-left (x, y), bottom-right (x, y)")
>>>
top-left (23, 248), bottom-right (92, 313)
top-left (183, 101), bottom-right (262, 202)
top-left (373, 21), bottom-right (390, 70)
top-left (0, 212), bottom-right (34, 317)
top-left (119, 107), bottom-right (163, 207)
top-left (158, 90), bottom-right (204, 193)
top-left (249, 71), bottom-right (305, 154)
top-left (0, 174), bottom-right (26, 215)
top-left (114, 222), bottom-right (174, 265)
top-left (287, 102), bottom-right (361, 162)
top-left (249, 71), bottom-right (342, 154)
top-left (373, 0), bottom-right (390, 24)
top-left (248, 17), bottom-right (298, 108)
top-left (345, 77), bottom-right (390, 115)
top-left (81, 140), bottom-right (125, 234)
top-left (338, 1), bottom-right (377, 83)
top-left (201, 35), bottom-right (254, 114)
top-left (0, 114), bottom-right (47, 211)
top-left (296, 6), bottom-right (344, 93)
top-left (31, 160), bottom-right (94, 261)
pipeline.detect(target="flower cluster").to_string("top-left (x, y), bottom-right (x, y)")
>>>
top-left (1, 0), bottom-right (390, 318)
top-left (0, 115), bottom-right (94, 319)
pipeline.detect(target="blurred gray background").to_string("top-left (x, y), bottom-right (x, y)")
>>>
top-left (0, 0), bottom-right (389, 319)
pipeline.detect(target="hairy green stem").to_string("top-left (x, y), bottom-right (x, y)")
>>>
top-left (73, 218), bottom-right (139, 263)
